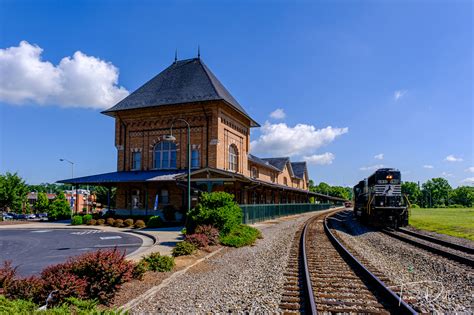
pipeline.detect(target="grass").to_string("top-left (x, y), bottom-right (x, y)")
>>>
top-left (220, 224), bottom-right (262, 247)
top-left (409, 207), bottom-right (474, 241)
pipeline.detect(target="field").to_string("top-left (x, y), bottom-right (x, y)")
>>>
top-left (409, 207), bottom-right (474, 241)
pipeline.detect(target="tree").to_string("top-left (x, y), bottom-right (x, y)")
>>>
top-left (48, 192), bottom-right (71, 221)
top-left (0, 172), bottom-right (29, 213)
top-left (402, 181), bottom-right (421, 206)
top-left (450, 186), bottom-right (474, 207)
top-left (34, 192), bottom-right (50, 213)
top-left (91, 186), bottom-right (116, 208)
top-left (422, 178), bottom-right (452, 207)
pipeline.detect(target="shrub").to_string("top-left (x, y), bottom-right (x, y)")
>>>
top-left (195, 225), bottom-right (220, 245)
top-left (123, 218), bottom-right (134, 227)
top-left (410, 204), bottom-right (420, 208)
top-left (83, 214), bottom-right (93, 224)
top-left (71, 215), bottom-right (83, 225)
top-left (106, 218), bottom-right (115, 226)
top-left (163, 205), bottom-right (176, 221)
top-left (132, 261), bottom-right (148, 280)
top-left (0, 295), bottom-right (36, 313)
top-left (48, 193), bottom-right (71, 221)
top-left (69, 248), bottom-right (134, 304)
top-left (87, 219), bottom-right (97, 225)
top-left (134, 219), bottom-right (146, 229)
top-left (97, 218), bottom-right (105, 225)
top-left (142, 252), bottom-right (175, 272)
top-left (220, 225), bottom-right (262, 248)
top-left (185, 233), bottom-right (209, 248)
top-left (187, 192), bottom-right (242, 235)
top-left (147, 216), bottom-right (163, 228)
top-left (5, 276), bottom-right (44, 302)
top-left (40, 263), bottom-right (88, 303)
top-left (113, 219), bottom-right (124, 228)
top-left (172, 241), bottom-right (196, 257)
top-left (0, 261), bottom-right (17, 293)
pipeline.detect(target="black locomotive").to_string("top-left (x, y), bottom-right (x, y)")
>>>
top-left (353, 168), bottom-right (408, 228)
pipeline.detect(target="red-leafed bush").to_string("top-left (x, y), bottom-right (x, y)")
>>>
top-left (5, 276), bottom-right (44, 303)
top-left (195, 225), bottom-right (220, 245)
top-left (69, 248), bottom-right (134, 304)
top-left (0, 261), bottom-right (17, 294)
top-left (185, 233), bottom-right (209, 248)
top-left (40, 263), bottom-right (87, 302)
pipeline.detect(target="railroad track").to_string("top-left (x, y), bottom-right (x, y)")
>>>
top-left (280, 209), bottom-right (417, 314)
top-left (382, 228), bottom-right (474, 267)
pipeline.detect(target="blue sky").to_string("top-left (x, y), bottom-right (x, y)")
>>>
top-left (0, 0), bottom-right (472, 187)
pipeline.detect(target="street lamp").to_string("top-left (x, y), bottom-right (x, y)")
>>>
top-left (164, 118), bottom-right (191, 219)
top-left (60, 158), bottom-right (77, 218)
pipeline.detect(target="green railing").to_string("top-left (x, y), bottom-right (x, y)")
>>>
top-left (240, 203), bottom-right (332, 224)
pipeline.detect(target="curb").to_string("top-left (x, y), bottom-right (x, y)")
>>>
top-left (120, 247), bottom-right (225, 312)
top-left (124, 230), bottom-right (157, 245)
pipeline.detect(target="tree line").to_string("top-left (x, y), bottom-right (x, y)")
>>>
top-left (309, 180), bottom-right (353, 200)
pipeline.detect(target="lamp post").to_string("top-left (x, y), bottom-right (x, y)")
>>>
top-left (60, 158), bottom-right (77, 218)
top-left (163, 118), bottom-right (191, 218)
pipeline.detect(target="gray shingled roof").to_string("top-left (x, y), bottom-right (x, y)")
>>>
top-left (248, 154), bottom-right (281, 172)
top-left (261, 157), bottom-right (290, 171)
top-left (291, 162), bottom-right (307, 179)
top-left (102, 58), bottom-right (259, 127)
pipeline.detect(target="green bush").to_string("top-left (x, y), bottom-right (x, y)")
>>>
top-left (142, 252), bottom-right (175, 272)
top-left (187, 192), bottom-right (242, 235)
top-left (220, 225), bottom-right (262, 248)
top-left (123, 218), bottom-right (134, 227)
top-left (410, 204), bottom-right (420, 208)
top-left (134, 220), bottom-right (146, 229)
top-left (82, 214), bottom-right (93, 224)
top-left (172, 241), bottom-right (196, 257)
top-left (132, 261), bottom-right (148, 280)
top-left (147, 216), bottom-right (163, 228)
top-left (71, 215), bottom-right (83, 225)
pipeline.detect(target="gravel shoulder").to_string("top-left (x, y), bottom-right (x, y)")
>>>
top-left (331, 210), bottom-right (473, 313)
top-left (131, 210), bottom-right (330, 313)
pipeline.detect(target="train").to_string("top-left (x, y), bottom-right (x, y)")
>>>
top-left (353, 168), bottom-right (408, 228)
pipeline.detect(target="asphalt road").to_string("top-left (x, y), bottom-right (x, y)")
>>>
top-left (0, 229), bottom-right (143, 276)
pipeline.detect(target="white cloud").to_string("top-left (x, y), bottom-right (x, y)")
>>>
top-left (394, 90), bottom-right (407, 101)
top-left (269, 108), bottom-right (286, 120)
top-left (303, 153), bottom-right (335, 165)
top-left (359, 164), bottom-right (384, 171)
top-left (460, 177), bottom-right (474, 185)
top-left (445, 155), bottom-right (463, 162)
top-left (250, 121), bottom-right (348, 157)
top-left (465, 167), bottom-right (474, 173)
top-left (0, 41), bottom-right (129, 109)
top-left (423, 165), bottom-right (434, 169)
top-left (374, 153), bottom-right (384, 160)
top-left (441, 171), bottom-right (453, 178)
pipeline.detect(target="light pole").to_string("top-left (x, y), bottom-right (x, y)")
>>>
top-left (60, 158), bottom-right (76, 218)
top-left (163, 118), bottom-right (191, 220)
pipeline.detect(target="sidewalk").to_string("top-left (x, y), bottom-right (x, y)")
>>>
top-left (0, 221), bottom-right (183, 259)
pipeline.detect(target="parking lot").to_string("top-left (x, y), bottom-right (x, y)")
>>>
top-left (0, 229), bottom-right (143, 276)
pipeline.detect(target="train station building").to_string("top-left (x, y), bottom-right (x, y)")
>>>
top-left (59, 56), bottom-right (335, 215)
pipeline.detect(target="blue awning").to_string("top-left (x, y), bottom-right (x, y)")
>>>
top-left (57, 170), bottom-right (185, 185)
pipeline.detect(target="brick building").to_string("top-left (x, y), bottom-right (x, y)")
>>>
top-left (59, 57), bottom-right (319, 214)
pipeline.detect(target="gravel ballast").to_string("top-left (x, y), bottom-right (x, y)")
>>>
top-left (132, 212), bottom-right (321, 313)
top-left (331, 210), bottom-right (473, 313)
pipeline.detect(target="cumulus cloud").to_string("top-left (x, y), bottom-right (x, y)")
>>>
top-left (460, 177), bottom-right (474, 185)
top-left (303, 153), bottom-right (335, 165)
top-left (465, 167), bottom-right (474, 173)
top-left (269, 108), bottom-right (286, 120)
top-left (394, 90), bottom-right (407, 101)
top-left (423, 165), bottom-right (434, 169)
top-left (250, 121), bottom-right (348, 157)
top-left (359, 164), bottom-right (384, 171)
top-left (445, 155), bottom-right (463, 162)
top-left (0, 41), bottom-right (129, 108)
top-left (441, 171), bottom-right (453, 178)
top-left (374, 153), bottom-right (384, 160)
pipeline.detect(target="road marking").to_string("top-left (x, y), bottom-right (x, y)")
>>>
top-left (70, 230), bottom-right (103, 235)
top-left (100, 236), bottom-right (122, 240)
top-left (94, 243), bottom-right (142, 248)
top-left (31, 230), bottom-right (52, 233)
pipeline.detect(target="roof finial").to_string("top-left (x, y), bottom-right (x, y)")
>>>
top-left (198, 45), bottom-right (200, 59)
top-left (174, 49), bottom-right (178, 63)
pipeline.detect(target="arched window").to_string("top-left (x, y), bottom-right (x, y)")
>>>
top-left (154, 142), bottom-right (177, 169)
top-left (228, 144), bottom-right (238, 172)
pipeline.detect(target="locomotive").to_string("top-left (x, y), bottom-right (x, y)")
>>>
top-left (353, 168), bottom-right (408, 228)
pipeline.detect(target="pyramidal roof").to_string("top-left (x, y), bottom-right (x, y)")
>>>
top-left (102, 58), bottom-right (259, 127)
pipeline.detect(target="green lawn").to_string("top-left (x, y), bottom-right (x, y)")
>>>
top-left (409, 207), bottom-right (474, 241)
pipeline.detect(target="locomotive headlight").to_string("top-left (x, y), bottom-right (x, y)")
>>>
top-left (386, 175), bottom-right (393, 180)
top-left (380, 202), bottom-right (384, 206)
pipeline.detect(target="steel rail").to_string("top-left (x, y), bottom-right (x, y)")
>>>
top-left (301, 215), bottom-right (318, 314)
top-left (397, 228), bottom-right (474, 255)
top-left (324, 216), bottom-right (418, 315)
top-left (382, 229), bottom-right (474, 267)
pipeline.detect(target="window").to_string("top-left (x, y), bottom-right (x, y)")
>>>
top-left (131, 152), bottom-right (141, 170)
top-left (251, 166), bottom-right (258, 178)
top-left (154, 142), bottom-right (177, 169)
top-left (191, 149), bottom-right (200, 169)
top-left (228, 145), bottom-right (238, 172)
top-left (284, 177), bottom-right (288, 186)
top-left (161, 189), bottom-right (169, 204)
top-left (270, 173), bottom-right (276, 183)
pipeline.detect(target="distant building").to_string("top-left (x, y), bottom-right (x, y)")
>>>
top-left (59, 56), bottom-right (323, 214)
top-left (28, 190), bottom-right (96, 213)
